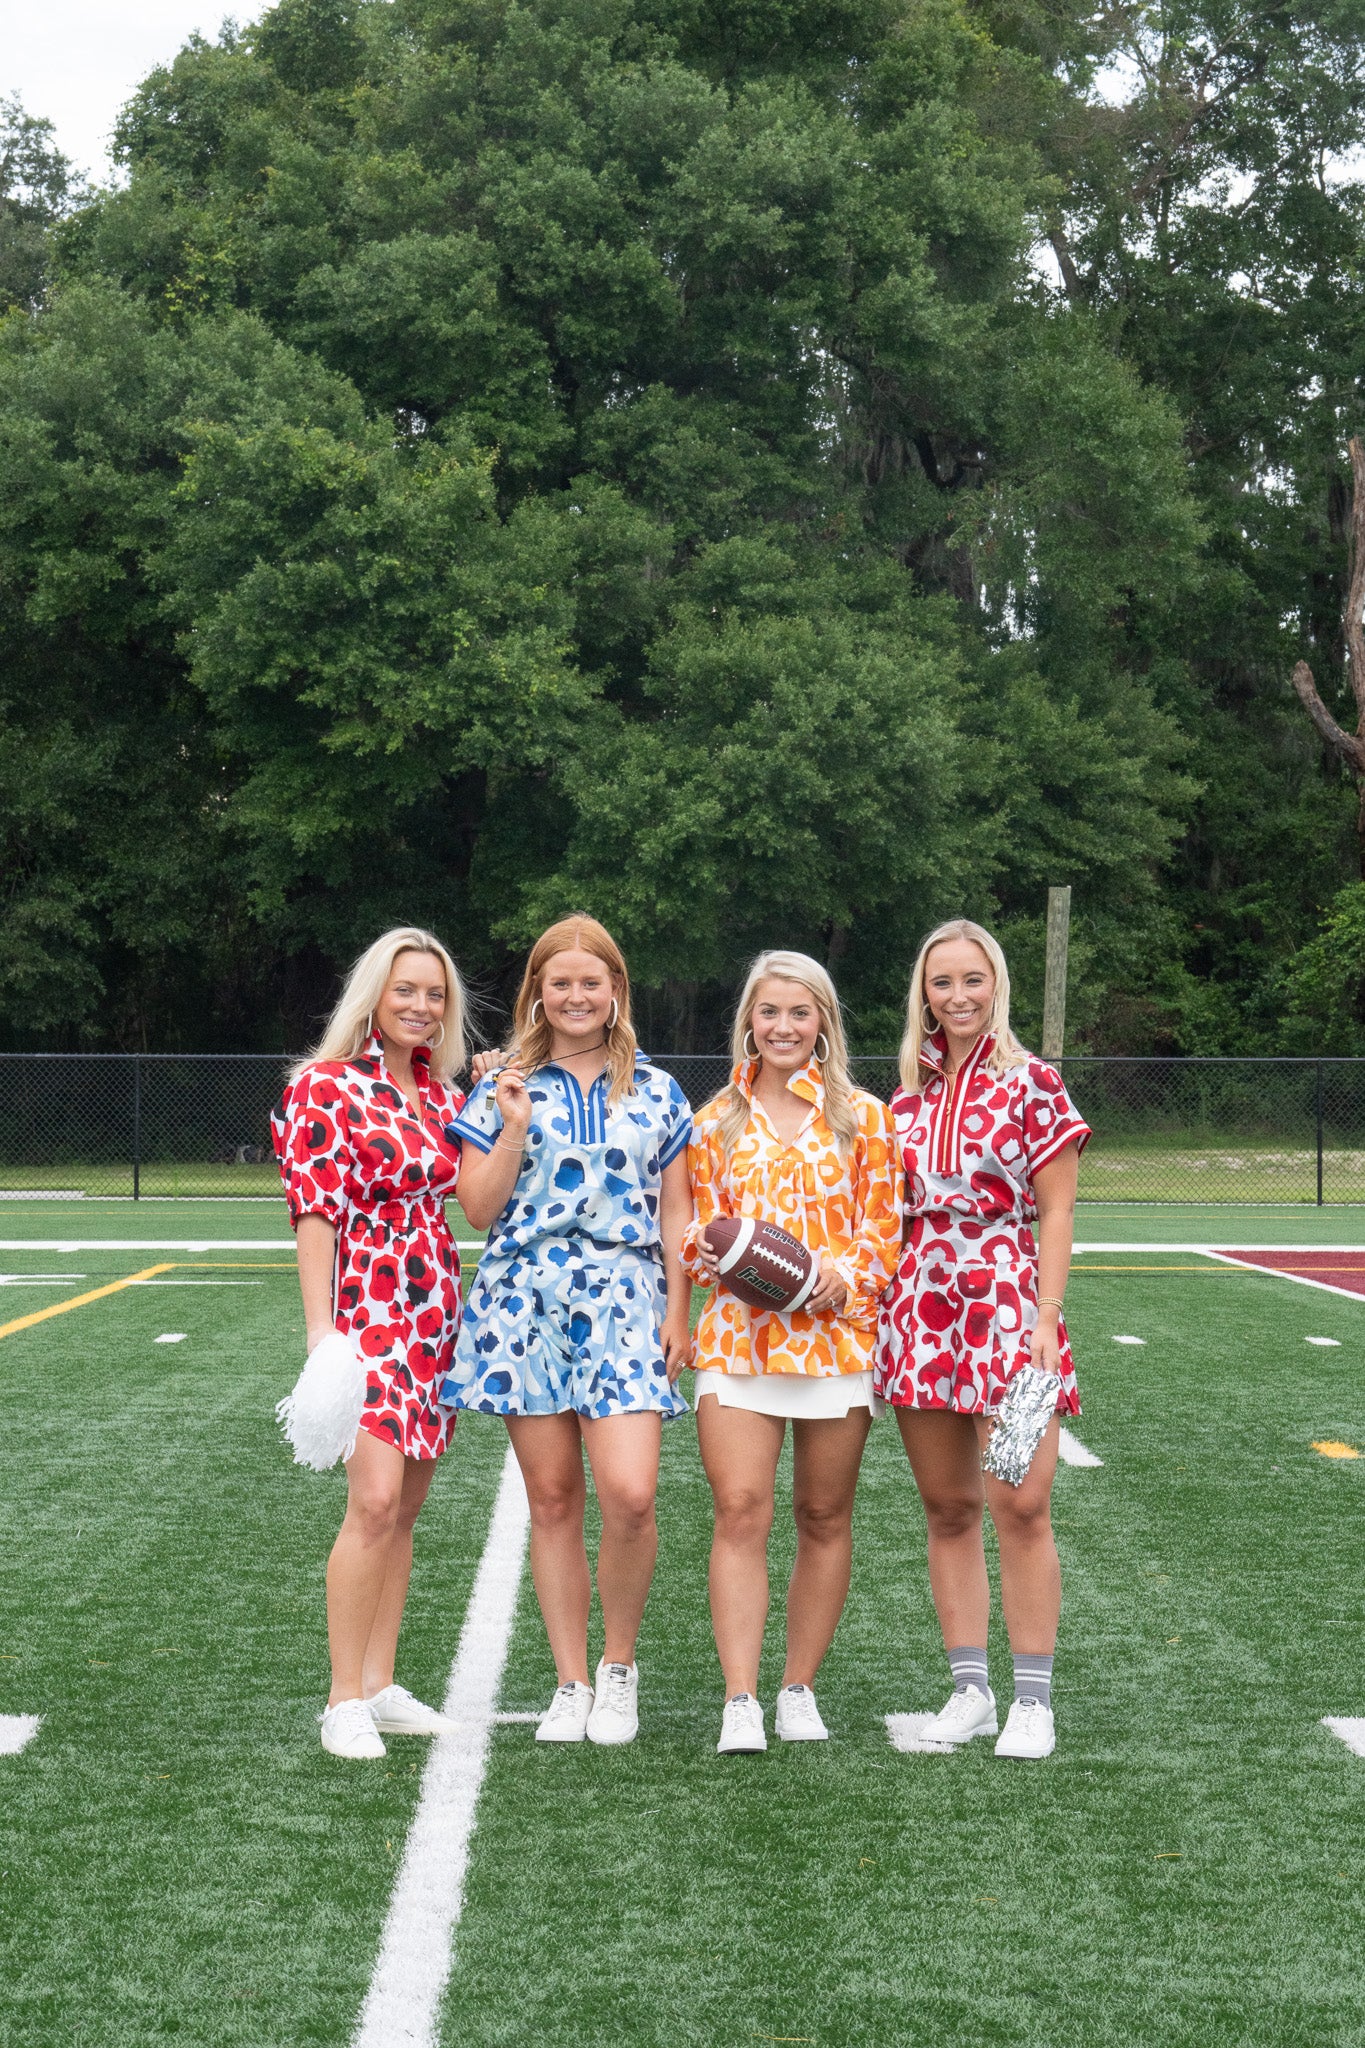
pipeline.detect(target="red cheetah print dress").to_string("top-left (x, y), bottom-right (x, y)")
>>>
top-left (272, 1034), bottom-right (465, 1459)
top-left (875, 1031), bottom-right (1091, 1416)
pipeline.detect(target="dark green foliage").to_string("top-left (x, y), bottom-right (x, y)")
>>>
top-left (2, 0), bottom-right (1363, 1047)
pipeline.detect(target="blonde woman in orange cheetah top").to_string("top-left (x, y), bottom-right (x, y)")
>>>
top-left (683, 951), bottom-right (902, 1753)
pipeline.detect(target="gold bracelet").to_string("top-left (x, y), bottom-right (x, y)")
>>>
top-left (1038, 1295), bottom-right (1065, 1309)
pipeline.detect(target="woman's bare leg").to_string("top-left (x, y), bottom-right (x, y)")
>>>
top-left (580, 1412), bottom-right (663, 1666)
top-left (359, 1452), bottom-right (440, 1697)
top-left (978, 1414), bottom-right (1062, 1655)
top-left (895, 1409), bottom-right (990, 1651)
top-left (783, 1409), bottom-right (872, 1687)
top-left (697, 1399), bottom-right (785, 1697)
top-left (506, 1414), bottom-right (591, 1684)
top-left (327, 1429), bottom-right (407, 1705)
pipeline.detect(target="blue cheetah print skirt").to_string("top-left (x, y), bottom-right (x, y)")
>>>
top-left (438, 1240), bottom-right (689, 1420)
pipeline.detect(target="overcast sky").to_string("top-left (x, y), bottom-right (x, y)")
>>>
top-left (5, 3), bottom-right (253, 180)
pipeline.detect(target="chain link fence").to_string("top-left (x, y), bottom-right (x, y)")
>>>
top-left (2, 1052), bottom-right (1363, 1203)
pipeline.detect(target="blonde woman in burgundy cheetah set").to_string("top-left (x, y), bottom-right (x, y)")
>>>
top-left (876, 920), bottom-right (1091, 1761)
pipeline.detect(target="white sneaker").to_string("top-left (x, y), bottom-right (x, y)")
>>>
top-left (535, 1680), bottom-right (595, 1743)
top-left (320, 1697), bottom-right (386, 1760)
top-left (774, 1683), bottom-right (829, 1742)
top-left (717, 1693), bottom-right (768, 1754)
top-left (920, 1684), bottom-right (998, 1745)
top-left (586, 1660), bottom-right (639, 1746)
top-left (995, 1698), bottom-right (1055, 1759)
top-left (364, 1683), bottom-right (454, 1736)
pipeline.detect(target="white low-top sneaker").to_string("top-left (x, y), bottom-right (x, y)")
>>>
top-left (535, 1680), bottom-right (595, 1744)
top-left (920, 1684), bottom-right (998, 1745)
top-left (365, 1683), bottom-right (454, 1736)
top-left (320, 1698), bottom-right (386, 1760)
top-left (774, 1683), bottom-right (829, 1742)
top-left (717, 1693), bottom-right (768, 1754)
top-left (586, 1660), bottom-right (639, 1746)
top-left (994, 1698), bottom-right (1055, 1759)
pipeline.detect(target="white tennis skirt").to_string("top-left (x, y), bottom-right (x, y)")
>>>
top-left (692, 1368), bottom-right (883, 1419)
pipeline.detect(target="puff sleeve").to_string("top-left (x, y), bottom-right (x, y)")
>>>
top-left (830, 1096), bottom-right (906, 1328)
top-left (271, 1066), bottom-right (352, 1229)
top-left (681, 1110), bottom-right (727, 1283)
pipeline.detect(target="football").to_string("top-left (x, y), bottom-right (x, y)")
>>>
top-left (704, 1216), bottom-right (818, 1313)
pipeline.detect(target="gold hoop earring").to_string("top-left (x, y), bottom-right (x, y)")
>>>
top-left (429, 1022), bottom-right (445, 1049)
top-left (920, 1004), bottom-right (936, 1033)
top-left (529, 1000), bottom-right (543, 1026)
top-left (607, 998), bottom-right (619, 1030)
top-left (815, 1032), bottom-right (830, 1063)
top-left (366, 1012), bottom-right (375, 1038)
top-left (743, 1030), bottom-right (758, 1060)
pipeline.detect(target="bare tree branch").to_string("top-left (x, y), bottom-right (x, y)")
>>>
top-left (1291, 441), bottom-right (1365, 873)
top-left (1345, 435), bottom-right (1365, 732)
top-left (1292, 661), bottom-right (1365, 772)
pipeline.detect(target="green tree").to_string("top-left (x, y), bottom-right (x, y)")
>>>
top-left (0, 95), bottom-right (84, 312)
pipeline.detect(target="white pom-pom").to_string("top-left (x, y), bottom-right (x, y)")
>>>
top-left (276, 1331), bottom-right (368, 1472)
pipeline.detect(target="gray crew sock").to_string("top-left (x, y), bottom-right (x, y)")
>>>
top-left (1013, 1653), bottom-right (1054, 1709)
top-left (948, 1646), bottom-right (990, 1696)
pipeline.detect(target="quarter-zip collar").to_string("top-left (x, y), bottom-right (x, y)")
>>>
top-left (929, 1030), bottom-right (994, 1177)
top-left (539, 1050), bottom-right (649, 1146)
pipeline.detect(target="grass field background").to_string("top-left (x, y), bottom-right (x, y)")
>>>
top-left (2, 1209), bottom-right (1364, 2045)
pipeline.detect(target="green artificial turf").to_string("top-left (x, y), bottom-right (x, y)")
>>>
top-left (2, 1246), bottom-right (1364, 2046)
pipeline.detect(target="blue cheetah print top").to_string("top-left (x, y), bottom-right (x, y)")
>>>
top-left (449, 1054), bottom-right (692, 1258)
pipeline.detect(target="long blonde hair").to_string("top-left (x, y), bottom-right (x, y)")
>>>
top-left (717, 950), bottom-right (859, 1157)
top-left (296, 926), bottom-right (469, 1085)
top-left (510, 913), bottom-right (639, 1109)
top-left (898, 918), bottom-right (1027, 1093)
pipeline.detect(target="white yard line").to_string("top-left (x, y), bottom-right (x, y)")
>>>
top-left (352, 1446), bottom-right (530, 2048)
top-left (1323, 1717), bottom-right (1365, 1758)
top-left (0, 1714), bottom-right (42, 1756)
top-left (128, 1279), bottom-right (264, 1287)
top-left (1057, 1427), bottom-right (1103, 1467)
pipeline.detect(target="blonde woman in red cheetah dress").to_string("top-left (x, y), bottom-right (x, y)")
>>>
top-left (272, 926), bottom-right (471, 1761)
top-left (876, 919), bottom-right (1090, 1762)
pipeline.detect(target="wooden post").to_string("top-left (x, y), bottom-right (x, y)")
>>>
top-left (1042, 887), bottom-right (1071, 1059)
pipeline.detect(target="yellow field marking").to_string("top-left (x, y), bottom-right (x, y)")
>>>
top-left (0, 1264), bottom-right (175, 1341)
top-left (1311, 1441), bottom-right (1360, 1460)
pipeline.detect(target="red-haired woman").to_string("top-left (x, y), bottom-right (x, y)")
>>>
top-left (876, 919), bottom-right (1091, 1761)
top-left (439, 915), bottom-right (693, 1747)
top-left (273, 926), bottom-right (470, 1761)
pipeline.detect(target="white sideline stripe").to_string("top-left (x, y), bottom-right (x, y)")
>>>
top-left (0, 1238), bottom-right (488, 1252)
top-left (0, 1714), bottom-right (42, 1756)
top-left (129, 1279), bottom-right (263, 1287)
top-left (491, 1711), bottom-right (541, 1724)
top-left (1057, 1427), bottom-right (1103, 1467)
top-left (353, 1446), bottom-right (530, 2048)
top-left (1112, 1334), bottom-right (1146, 1345)
top-left (1323, 1717), bottom-right (1365, 1758)
top-left (0, 1239), bottom-right (296, 1251)
top-left (1200, 1249), bottom-right (1365, 1303)
top-left (885, 1713), bottom-right (956, 1755)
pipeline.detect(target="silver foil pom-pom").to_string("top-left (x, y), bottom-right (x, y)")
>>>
top-left (981, 1365), bottom-right (1062, 1488)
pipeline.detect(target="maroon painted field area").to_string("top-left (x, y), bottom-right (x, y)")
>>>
top-left (1216, 1249), bottom-right (1365, 1297)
